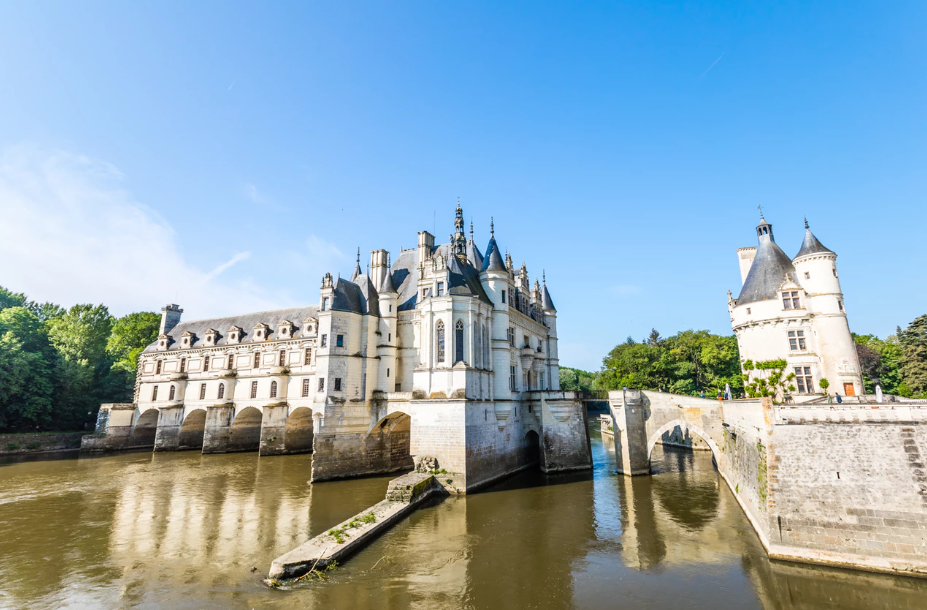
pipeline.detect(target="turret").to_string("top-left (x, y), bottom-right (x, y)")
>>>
top-left (350, 248), bottom-right (362, 282)
top-left (792, 217), bottom-right (841, 298)
top-left (541, 272), bottom-right (560, 390)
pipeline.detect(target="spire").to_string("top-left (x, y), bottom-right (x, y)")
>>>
top-left (481, 219), bottom-right (505, 272)
top-left (470, 217), bottom-right (474, 242)
top-left (541, 271), bottom-right (556, 312)
top-left (490, 217), bottom-right (494, 238)
top-left (350, 247), bottom-right (362, 282)
top-left (453, 199), bottom-right (467, 261)
top-left (794, 216), bottom-right (834, 260)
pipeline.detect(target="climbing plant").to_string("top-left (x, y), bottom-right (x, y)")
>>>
top-left (741, 359), bottom-right (796, 401)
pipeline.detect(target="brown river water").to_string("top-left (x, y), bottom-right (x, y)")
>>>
top-left (2, 421), bottom-right (926, 609)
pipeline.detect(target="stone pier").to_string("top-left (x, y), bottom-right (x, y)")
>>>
top-left (153, 405), bottom-right (184, 451)
top-left (202, 404), bottom-right (234, 454)
top-left (259, 404), bottom-right (289, 456)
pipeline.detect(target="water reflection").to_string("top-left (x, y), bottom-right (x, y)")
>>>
top-left (2, 426), bottom-right (927, 609)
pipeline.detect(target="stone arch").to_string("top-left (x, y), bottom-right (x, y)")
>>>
top-left (365, 412), bottom-right (412, 472)
top-left (284, 407), bottom-right (314, 454)
top-left (524, 429), bottom-right (541, 469)
top-left (646, 419), bottom-right (721, 469)
top-left (179, 408), bottom-right (207, 450)
top-left (228, 406), bottom-right (263, 452)
top-left (131, 408), bottom-right (160, 446)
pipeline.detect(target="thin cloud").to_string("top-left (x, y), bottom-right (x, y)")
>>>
top-left (697, 52), bottom-right (725, 82)
top-left (0, 144), bottom-right (284, 317)
top-left (205, 251), bottom-right (251, 281)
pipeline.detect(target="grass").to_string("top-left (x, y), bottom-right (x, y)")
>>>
top-left (329, 512), bottom-right (377, 544)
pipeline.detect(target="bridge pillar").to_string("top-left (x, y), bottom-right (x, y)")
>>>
top-left (153, 405), bottom-right (184, 451)
top-left (614, 389), bottom-right (651, 476)
top-left (202, 404), bottom-right (235, 454)
top-left (260, 404), bottom-right (288, 456)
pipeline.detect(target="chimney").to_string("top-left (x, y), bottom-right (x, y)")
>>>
top-left (370, 249), bottom-right (389, 291)
top-left (160, 304), bottom-right (183, 335)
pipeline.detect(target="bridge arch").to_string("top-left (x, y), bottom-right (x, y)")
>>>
top-left (132, 408), bottom-right (160, 446)
top-left (524, 429), bottom-right (541, 469)
top-left (645, 419), bottom-right (721, 469)
top-left (285, 407), bottom-right (314, 454)
top-left (228, 406), bottom-right (263, 452)
top-left (366, 412), bottom-right (412, 472)
top-left (179, 408), bottom-right (207, 450)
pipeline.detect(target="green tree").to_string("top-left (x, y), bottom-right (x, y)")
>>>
top-left (105, 311), bottom-right (161, 400)
top-left (559, 367), bottom-right (599, 392)
top-left (0, 307), bottom-right (55, 431)
top-left (899, 315), bottom-right (927, 397)
top-left (0, 286), bottom-right (29, 311)
top-left (853, 333), bottom-right (904, 395)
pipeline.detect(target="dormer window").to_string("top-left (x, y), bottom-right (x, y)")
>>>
top-left (253, 323), bottom-right (270, 342)
top-left (228, 326), bottom-right (242, 344)
top-left (204, 329), bottom-right (218, 346)
top-left (278, 320), bottom-right (294, 338)
top-left (782, 291), bottom-right (801, 310)
top-left (322, 297), bottom-right (330, 311)
top-left (181, 331), bottom-right (193, 348)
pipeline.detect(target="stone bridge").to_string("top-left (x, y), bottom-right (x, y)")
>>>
top-left (607, 389), bottom-right (927, 578)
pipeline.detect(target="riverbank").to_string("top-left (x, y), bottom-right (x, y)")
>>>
top-left (0, 431), bottom-right (85, 455)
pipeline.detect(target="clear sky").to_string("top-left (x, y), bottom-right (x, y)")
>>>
top-left (1, 1), bottom-right (924, 371)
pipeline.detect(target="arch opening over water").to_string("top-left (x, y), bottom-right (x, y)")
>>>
top-left (365, 412), bottom-right (412, 472)
top-left (132, 409), bottom-right (159, 446)
top-left (228, 407), bottom-right (263, 452)
top-left (179, 409), bottom-right (207, 450)
top-left (285, 407), bottom-right (314, 454)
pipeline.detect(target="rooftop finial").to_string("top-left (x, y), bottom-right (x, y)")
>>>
top-left (470, 217), bottom-right (474, 241)
top-left (356, 247), bottom-right (360, 264)
top-left (757, 204), bottom-right (764, 220)
top-left (490, 217), bottom-right (495, 238)
top-left (543, 270), bottom-right (546, 284)
top-left (804, 215), bottom-right (809, 229)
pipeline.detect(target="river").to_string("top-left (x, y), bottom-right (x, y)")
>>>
top-left (1, 421), bottom-right (925, 609)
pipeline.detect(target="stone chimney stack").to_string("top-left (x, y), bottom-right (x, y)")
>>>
top-left (160, 304), bottom-right (183, 335)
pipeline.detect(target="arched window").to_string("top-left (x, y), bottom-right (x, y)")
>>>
top-left (168, 385), bottom-right (175, 400)
top-left (436, 320), bottom-right (445, 363)
top-left (482, 325), bottom-right (489, 368)
top-left (270, 380), bottom-right (278, 398)
top-left (474, 324), bottom-right (481, 369)
top-left (455, 320), bottom-right (464, 364)
top-left (218, 383), bottom-right (225, 399)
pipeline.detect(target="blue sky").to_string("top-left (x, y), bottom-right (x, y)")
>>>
top-left (1, 1), bottom-right (924, 371)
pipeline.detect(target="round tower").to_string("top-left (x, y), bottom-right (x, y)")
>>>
top-left (377, 254), bottom-right (400, 392)
top-left (791, 219), bottom-right (862, 396)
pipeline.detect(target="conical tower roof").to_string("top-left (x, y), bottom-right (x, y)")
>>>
top-left (541, 272), bottom-right (556, 311)
top-left (737, 214), bottom-right (797, 305)
top-left (350, 247), bottom-right (362, 282)
top-left (379, 261), bottom-right (397, 294)
top-left (794, 217), bottom-right (834, 260)
top-left (480, 218), bottom-right (505, 272)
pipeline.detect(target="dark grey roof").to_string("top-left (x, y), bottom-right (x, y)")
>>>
top-left (393, 249), bottom-right (420, 312)
top-left (466, 239), bottom-right (484, 270)
top-left (379, 267), bottom-right (397, 294)
top-left (737, 234), bottom-right (797, 305)
top-left (541, 284), bottom-right (556, 312)
top-left (332, 276), bottom-right (379, 316)
top-left (143, 305), bottom-right (318, 352)
top-left (481, 237), bottom-right (505, 272)
top-left (794, 229), bottom-right (834, 260)
top-left (447, 254), bottom-right (493, 304)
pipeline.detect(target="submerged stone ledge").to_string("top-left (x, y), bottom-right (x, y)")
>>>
top-left (268, 473), bottom-right (447, 580)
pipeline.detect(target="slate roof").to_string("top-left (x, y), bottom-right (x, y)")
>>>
top-left (541, 284), bottom-right (556, 312)
top-left (481, 236), bottom-right (506, 272)
top-left (794, 228), bottom-right (834, 260)
top-left (737, 223), bottom-right (798, 306)
top-left (143, 306), bottom-right (318, 352)
top-left (332, 276), bottom-right (380, 317)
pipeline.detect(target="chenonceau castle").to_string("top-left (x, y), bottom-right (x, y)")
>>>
top-left (85, 203), bottom-right (592, 491)
top-left (86, 208), bottom-right (927, 580)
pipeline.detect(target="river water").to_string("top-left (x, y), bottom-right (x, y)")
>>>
top-left (1, 421), bottom-right (926, 609)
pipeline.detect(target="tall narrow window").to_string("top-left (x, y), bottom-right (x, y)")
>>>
top-left (321, 334), bottom-right (328, 347)
top-left (318, 378), bottom-right (325, 391)
top-left (334, 378), bottom-right (342, 391)
top-left (336, 334), bottom-right (344, 347)
top-left (204, 355), bottom-right (210, 371)
top-left (270, 381), bottom-right (277, 398)
top-left (302, 378), bottom-right (310, 397)
top-left (474, 325), bottom-right (481, 369)
top-left (152, 385), bottom-right (159, 401)
top-left (305, 348), bottom-right (312, 365)
top-left (251, 380), bottom-right (258, 399)
top-left (322, 297), bottom-right (330, 311)
top-left (794, 367), bottom-right (814, 393)
top-left (169, 385), bottom-right (175, 400)
top-left (482, 325), bottom-right (489, 367)
top-left (199, 383), bottom-right (206, 400)
top-left (254, 352), bottom-right (261, 369)
top-left (218, 383), bottom-right (225, 399)
top-left (436, 320), bottom-right (445, 363)
top-left (279, 350), bottom-right (286, 366)
top-left (156, 360), bottom-right (162, 375)
top-left (509, 366), bottom-right (516, 391)
top-left (180, 358), bottom-right (186, 373)
top-left (501, 290), bottom-right (506, 304)
top-left (437, 282), bottom-right (445, 296)
top-left (455, 320), bottom-right (464, 363)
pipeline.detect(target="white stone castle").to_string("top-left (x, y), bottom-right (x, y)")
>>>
top-left (89, 202), bottom-right (591, 491)
top-left (728, 213), bottom-right (863, 399)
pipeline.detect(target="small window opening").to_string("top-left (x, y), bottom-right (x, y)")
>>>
top-left (302, 378), bottom-right (310, 397)
top-left (334, 378), bottom-right (342, 391)
top-left (336, 334), bottom-right (344, 347)
top-left (199, 383), bottom-right (206, 400)
top-left (152, 386), bottom-right (158, 401)
top-left (169, 385), bottom-right (175, 400)
top-left (250, 380), bottom-right (258, 399)
top-left (270, 381), bottom-right (277, 398)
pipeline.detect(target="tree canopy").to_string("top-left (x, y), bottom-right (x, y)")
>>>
top-left (0, 285), bottom-right (159, 432)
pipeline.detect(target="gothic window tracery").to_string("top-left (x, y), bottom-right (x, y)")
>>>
top-left (436, 320), bottom-right (445, 363)
top-left (455, 320), bottom-right (464, 364)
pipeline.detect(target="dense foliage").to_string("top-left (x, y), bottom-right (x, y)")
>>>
top-left (596, 329), bottom-right (743, 397)
top-left (559, 367), bottom-right (599, 392)
top-left (0, 285), bottom-right (159, 432)
top-left (855, 315), bottom-right (927, 398)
